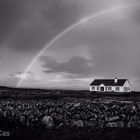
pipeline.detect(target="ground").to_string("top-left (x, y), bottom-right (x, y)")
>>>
top-left (0, 86), bottom-right (140, 139)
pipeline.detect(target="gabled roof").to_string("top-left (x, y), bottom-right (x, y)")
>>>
top-left (90, 79), bottom-right (128, 86)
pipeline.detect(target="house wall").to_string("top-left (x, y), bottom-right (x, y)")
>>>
top-left (123, 80), bottom-right (131, 92)
top-left (105, 86), bottom-right (123, 92)
top-left (111, 86), bottom-right (124, 92)
top-left (89, 85), bottom-right (119, 92)
top-left (89, 86), bottom-right (100, 91)
top-left (118, 87), bottom-right (124, 92)
top-left (89, 86), bottom-right (93, 91)
top-left (90, 85), bottom-right (107, 92)
top-left (90, 85), bottom-right (131, 92)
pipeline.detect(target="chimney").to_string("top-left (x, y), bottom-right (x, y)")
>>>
top-left (114, 78), bottom-right (118, 83)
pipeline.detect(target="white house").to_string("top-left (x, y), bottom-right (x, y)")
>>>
top-left (90, 78), bottom-right (131, 92)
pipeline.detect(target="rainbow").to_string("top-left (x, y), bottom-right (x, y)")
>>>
top-left (17, 4), bottom-right (136, 87)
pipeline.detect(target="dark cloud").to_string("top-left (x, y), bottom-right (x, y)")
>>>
top-left (6, 0), bottom-right (81, 53)
top-left (40, 56), bottom-right (93, 75)
top-left (2, 0), bottom-right (140, 54)
top-left (0, 0), bottom-right (22, 46)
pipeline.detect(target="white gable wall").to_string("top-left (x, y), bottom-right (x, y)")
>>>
top-left (122, 80), bottom-right (131, 92)
top-left (123, 80), bottom-right (131, 88)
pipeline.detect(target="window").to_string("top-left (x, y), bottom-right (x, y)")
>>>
top-left (124, 87), bottom-right (130, 92)
top-left (92, 86), bottom-right (95, 90)
top-left (105, 87), bottom-right (107, 91)
top-left (108, 87), bottom-right (112, 91)
top-left (97, 87), bottom-right (99, 90)
top-left (116, 87), bottom-right (120, 91)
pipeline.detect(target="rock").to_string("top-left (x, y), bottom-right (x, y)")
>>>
top-left (132, 105), bottom-right (136, 111)
top-left (42, 115), bottom-right (54, 128)
top-left (127, 117), bottom-right (133, 128)
top-left (26, 118), bottom-right (30, 126)
top-left (56, 122), bottom-right (64, 128)
top-left (19, 115), bottom-right (25, 124)
top-left (106, 121), bottom-right (124, 128)
top-left (72, 120), bottom-right (84, 127)
top-left (52, 113), bottom-right (63, 121)
top-left (73, 103), bottom-right (80, 107)
top-left (107, 116), bottom-right (120, 122)
top-left (72, 114), bottom-right (80, 119)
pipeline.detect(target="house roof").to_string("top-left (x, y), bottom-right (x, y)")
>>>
top-left (90, 79), bottom-right (128, 86)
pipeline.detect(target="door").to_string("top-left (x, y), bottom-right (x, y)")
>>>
top-left (100, 87), bottom-right (104, 91)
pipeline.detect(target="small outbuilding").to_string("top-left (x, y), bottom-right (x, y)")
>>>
top-left (90, 78), bottom-right (131, 92)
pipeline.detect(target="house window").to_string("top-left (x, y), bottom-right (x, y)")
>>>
top-left (116, 87), bottom-right (120, 91)
top-left (124, 87), bottom-right (130, 92)
top-left (92, 86), bottom-right (95, 90)
top-left (108, 87), bottom-right (112, 91)
top-left (97, 87), bottom-right (99, 90)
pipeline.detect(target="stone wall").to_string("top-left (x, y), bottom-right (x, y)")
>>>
top-left (0, 98), bottom-right (140, 129)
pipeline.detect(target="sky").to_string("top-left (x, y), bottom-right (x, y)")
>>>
top-left (1, 0), bottom-right (140, 90)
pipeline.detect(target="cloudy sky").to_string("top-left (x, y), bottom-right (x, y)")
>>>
top-left (1, 0), bottom-right (140, 90)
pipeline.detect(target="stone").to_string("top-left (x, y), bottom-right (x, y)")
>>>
top-left (106, 121), bottom-right (124, 128)
top-left (42, 115), bottom-right (54, 128)
top-left (107, 116), bottom-right (120, 122)
top-left (72, 120), bottom-right (84, 127)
